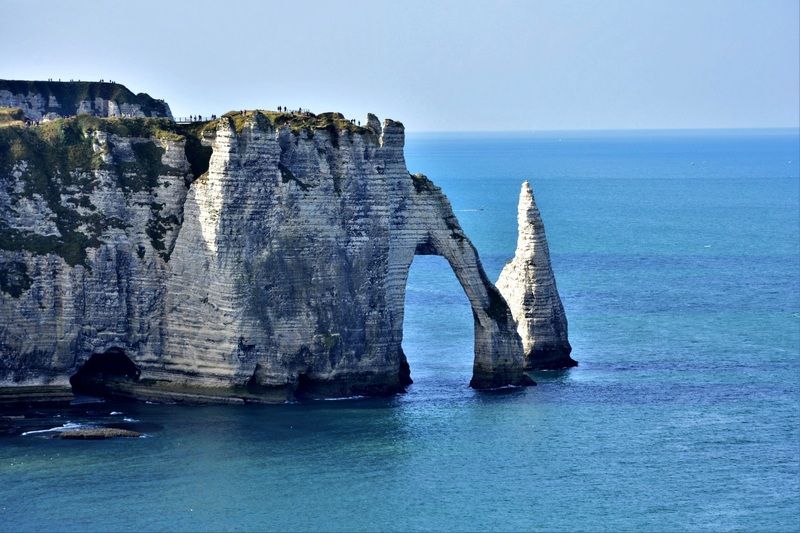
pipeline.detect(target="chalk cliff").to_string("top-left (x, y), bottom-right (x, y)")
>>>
top-left (0, 80), bottom-right (172, 121)
top-left (0, 103), bottom-right (532, 402)
top-left (496, 181), bottom-right (576, 369)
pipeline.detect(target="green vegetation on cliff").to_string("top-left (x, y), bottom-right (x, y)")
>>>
top-left (0, 260), bottom-right (32, 297)
top-left (0, 116), bottom-right (183, 266)
top-left (0, 108), bottom-right (25, 127)
top-left (411, 172), bottom-right (439, 194)
top-left (178, 121), bottom-right (215, 181)
top-left (0, 110), bottom-right (385, 267)
top-left (222, 110), bottom-right (373, 142)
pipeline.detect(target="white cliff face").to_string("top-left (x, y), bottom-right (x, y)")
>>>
top-left (0, 91), bottom-right (49, 120)
top-left (496, 181), bottom-right (576, 370)
top-left (0, 111), bottom-right (530, 401)
top-left (0, 80), bottom-right (172, 121)
top-left (0, 122), bottom-right (189, 388)
top-left (161, 114), bottom-right (529, 396)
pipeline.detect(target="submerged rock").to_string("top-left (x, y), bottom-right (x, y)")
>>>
top-left (57, 428), bottom-right (142, 439)
top-left (497, 181), bottom-right (577, 370)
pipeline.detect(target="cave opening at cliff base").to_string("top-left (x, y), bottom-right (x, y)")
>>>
top-left (402, 255), bottom-right (475, 388)
top-left (69, 347), bottom-right (141, 396)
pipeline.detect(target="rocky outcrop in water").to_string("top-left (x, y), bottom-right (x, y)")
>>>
top-left (0, 80), bottom-right (172, 121)
top-left (496, 181), bottom-right (576, 369)
top-left (0, 101), bottom-right (532, 402)
top-left (57, 428), bottom-right (142, 439)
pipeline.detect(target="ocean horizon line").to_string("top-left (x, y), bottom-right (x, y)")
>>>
top-left (405, 126), bottom-right (800, 136)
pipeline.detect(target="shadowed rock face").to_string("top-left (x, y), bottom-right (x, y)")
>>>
top-left (0, 109), bottom-right (530, 402)
top-left (0, 80), bottom-right (172, 121)
top-left (496, 181), bottom-right (577, 370)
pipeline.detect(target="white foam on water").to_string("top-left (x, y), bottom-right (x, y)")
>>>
top-left (21, 427), bottom-right (62, 436)
top-left (123, 417), bottom-right (139, 422)
top-left (70, 396), bottom-right (105, 405)
top-left (484, 384), bottom-right (523, 391)
top-left (21, 421), bottom-right (93, 436)
top-left (321, 395), bottom-right (367, 401)
top-left (110, 411), bottom-right (123, 416)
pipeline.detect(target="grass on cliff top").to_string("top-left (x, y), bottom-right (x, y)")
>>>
top-left (220, 110), bottom-right (375, 138)
top-left (171, 110), bottom-right (380, 151)
top-left (0, 79), bottom-right (171, 117)
top-left (0, 107), bottom-right (26, 126)
top-left (3, 114), bottom-right (182, 140)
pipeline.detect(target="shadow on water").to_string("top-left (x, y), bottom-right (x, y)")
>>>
top-left (527, 368), bottom-right (575, 384)
top-left (0, 397), bottom-right (165, 438)
top-left (473, 385), bottom-right (530, 399)
top-left (1, 365), bottom-right (583, 440)
top-left (1, 393), bottom-right (415, 446)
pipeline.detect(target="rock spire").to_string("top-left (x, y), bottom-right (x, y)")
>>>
top-left (496, 181), bottom-right (577, 369)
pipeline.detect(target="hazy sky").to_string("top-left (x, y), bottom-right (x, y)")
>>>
top-left (1, 0), bottom-right (798, 131)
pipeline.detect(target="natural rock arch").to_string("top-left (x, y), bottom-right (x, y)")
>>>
top-left (1, 110), bottom-right (534, 402)
top-left (158, 117), bottom-right (532, 398)
top-left (388, 173), bottom-right (531, 389)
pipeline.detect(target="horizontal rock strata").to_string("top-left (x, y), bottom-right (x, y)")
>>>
top-left (497, 181), bottom-right (576, 369)
top-left (0, 108), bottom-right (532, 402)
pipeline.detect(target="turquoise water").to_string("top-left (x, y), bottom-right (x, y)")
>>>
top-left (2, 129), bottom-right (799, 532)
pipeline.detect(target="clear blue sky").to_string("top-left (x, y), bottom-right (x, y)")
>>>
top-left (1, 0), bottom-right (797, 131)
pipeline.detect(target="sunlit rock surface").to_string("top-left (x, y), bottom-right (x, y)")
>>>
top-left (497, 181), bottom-right (576, 370)
top-left (0, 106), bottom-right (531, 402)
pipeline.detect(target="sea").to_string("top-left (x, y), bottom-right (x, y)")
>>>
top-left (1, 129), bottom-right (798, 532)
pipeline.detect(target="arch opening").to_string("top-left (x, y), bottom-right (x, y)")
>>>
top-left (401, 255), bottom-right (476, 390)
top-left (69, 347), bottom-right (141, 397)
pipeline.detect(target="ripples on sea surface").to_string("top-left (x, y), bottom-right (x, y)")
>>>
top-left (1, 129), bottom-right (798, 532)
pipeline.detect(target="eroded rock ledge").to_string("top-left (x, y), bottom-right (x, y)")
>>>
top-left (0, 104), bottom-right (540, 403)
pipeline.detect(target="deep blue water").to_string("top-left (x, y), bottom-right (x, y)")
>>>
top-left (1, 129), bottom-right (798, 532)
